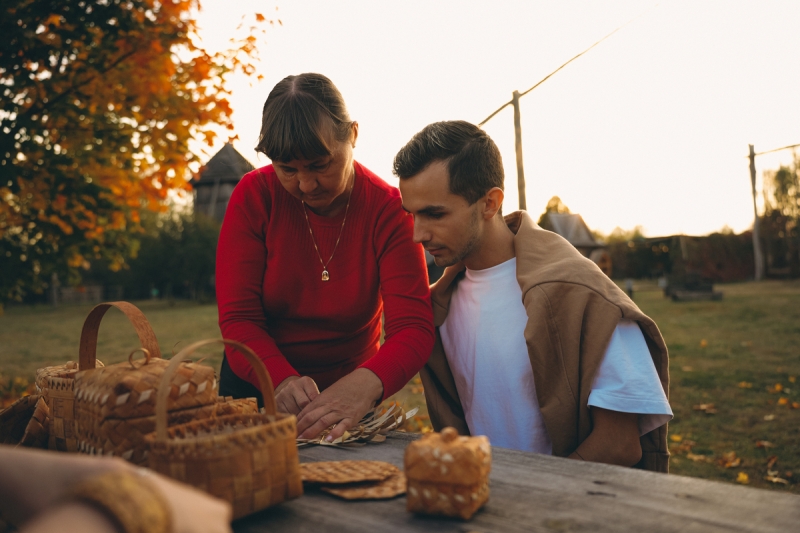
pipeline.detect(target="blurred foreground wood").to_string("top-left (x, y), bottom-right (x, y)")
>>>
top-left (233, 432), bottom-right (800, 533)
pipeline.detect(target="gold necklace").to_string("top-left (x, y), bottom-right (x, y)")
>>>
top-left (301, 186), bottom-right (353, 281)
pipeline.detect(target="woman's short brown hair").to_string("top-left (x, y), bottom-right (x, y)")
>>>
top-left (256, 73), bottom-right (352, 162)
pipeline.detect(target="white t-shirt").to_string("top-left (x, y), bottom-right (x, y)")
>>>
top-left (439, 257), bottom-right (672, 453)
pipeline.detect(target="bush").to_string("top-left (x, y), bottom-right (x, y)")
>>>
top-left (90, 213), bottom-right (220, 301)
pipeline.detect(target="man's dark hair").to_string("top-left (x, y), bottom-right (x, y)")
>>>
top-left (256, 73), bottom-right (353, 162)
top-left (393, 120), bottom-right (504, 204)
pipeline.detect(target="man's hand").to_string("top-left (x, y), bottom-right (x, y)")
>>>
top-left (295, 368), bottom-right (384, 442)
top-left (274, 375), bottom-right (320, 415)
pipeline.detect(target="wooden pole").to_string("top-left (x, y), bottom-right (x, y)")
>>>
top-left (512, 90), bottom-right (527, 211)
top-left (749, 144), bottom-right (764, 281)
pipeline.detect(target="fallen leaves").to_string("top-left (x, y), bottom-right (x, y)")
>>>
top-left (693, 403), bottom-right (717, 415)
top-left (0, 375), bottom-right (36, 409)
top-left (403, 413), bottom-right (433, 434)
top-left (736, 472), bottom-right (750, 484)
top-left (737, 381), bottom-right (753, 389)
top-left (755, 440), bottom-right (774, 449)
top-left (717, 451), bottom-right (741, 469)
top-left (767, 383), bottom-right (784, 394)
top-left (699, 339), bottom-right (708, 348)
top-left (765, 473), bottom-right (790, 485)
top-left (670, 438), bottom-right (696, 454)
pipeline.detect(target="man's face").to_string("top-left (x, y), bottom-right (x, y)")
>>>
top-left (399, 160), bottom-right (482, 267)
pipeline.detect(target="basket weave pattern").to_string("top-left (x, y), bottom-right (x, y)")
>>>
top-left (73, 353), bottom-right (255, 465)
top-left (73, 358), bottom-right (217, 421)
top-left (146, 339), bottom-right (303, 519)
top-left (75, 395), bottom-right (256, 463)
top-left (37, 368), bottom-right (79, 451)
top-left (149, 413), bottom-right (301, 517)
top-left (35, 301), bottom-right (155, 452)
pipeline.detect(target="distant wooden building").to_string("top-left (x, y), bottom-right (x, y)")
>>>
top-left (193, 144), bottom-right (255, 222)
top-left (541, 213), bottom-right (612, 277)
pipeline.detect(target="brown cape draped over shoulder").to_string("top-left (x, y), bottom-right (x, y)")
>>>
top-left (420, 211), bottom-right (670, 473)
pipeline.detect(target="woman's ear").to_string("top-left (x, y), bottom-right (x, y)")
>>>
top-left (351, 121), bottom-right (359, 148)
top-left (482, 187), bottom-right (505, 220)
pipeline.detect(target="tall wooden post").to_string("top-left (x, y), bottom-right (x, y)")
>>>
top-left (749, 144), bottom-right (764, 281)
top-left (512, 91), bottom-right (527, 211)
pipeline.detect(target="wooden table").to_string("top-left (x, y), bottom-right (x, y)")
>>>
top-left (233, 432), bottom-right (800, 533)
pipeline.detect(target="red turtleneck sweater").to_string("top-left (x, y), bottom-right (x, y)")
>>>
top-left (215, 161), bottom-right (434, 399)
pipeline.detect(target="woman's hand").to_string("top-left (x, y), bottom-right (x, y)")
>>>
top-left (274, 375), bottom-right (320, 415)
top-left (295, 368), bottom-right (384, 441)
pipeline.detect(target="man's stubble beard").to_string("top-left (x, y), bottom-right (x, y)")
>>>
top-left (434, 206), bottom-right (481, 268)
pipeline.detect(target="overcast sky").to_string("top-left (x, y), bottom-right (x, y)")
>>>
top-left (195, 0), bottom-right (800, 237)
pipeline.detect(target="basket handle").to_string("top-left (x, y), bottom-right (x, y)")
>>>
top-left (79, 302), bottom-right (162, 370)
top-left (154, 339), bottom-right (276, 443)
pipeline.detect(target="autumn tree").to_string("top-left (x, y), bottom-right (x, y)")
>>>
top-left (762, 154), bottom-right (800, 275)
top-left (536, 195), bottom-right (571, 231)
top-left (0, 0), bottom-right (270, 305)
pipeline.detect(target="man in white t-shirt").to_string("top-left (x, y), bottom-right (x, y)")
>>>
top-left (394, 121), bottom-right (672, 471)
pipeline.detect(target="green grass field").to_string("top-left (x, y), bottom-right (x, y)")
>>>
top-left (634, 280), bottom-right (800, 493)
top-left (1, 280), bottom-right (798, 492)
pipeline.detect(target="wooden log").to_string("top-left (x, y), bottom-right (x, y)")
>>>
top-left (512, 91), bottom-right (527, 211)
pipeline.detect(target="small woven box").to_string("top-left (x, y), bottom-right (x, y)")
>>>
top-left (71, 301), bottom-right (256, 464)
top-left (35, 301), bottom-right (157, 452)
top-left (404, 427), bottom-right (491, 520)
top-left (146, 339), bottom-right (303, 519)
top-left (73, 348), bottom-right (242, 465)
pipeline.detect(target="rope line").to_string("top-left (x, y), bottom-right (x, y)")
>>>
top-left (478, 3), bottom-right (660, 127)
top-left (753, 143), bottom-right (800, 157)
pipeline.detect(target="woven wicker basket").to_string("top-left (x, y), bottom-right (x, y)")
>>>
top-left (73, 343), bottom-right (257, 465)
top-left (0, 394), bottom-right (49, 447)
top-left (35, 301), bottom-right (158, 451)
top-left (146, 339), bottom-right (303, 519)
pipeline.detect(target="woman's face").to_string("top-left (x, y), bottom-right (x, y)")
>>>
top-left (273, 123), bottom-right (358, 217)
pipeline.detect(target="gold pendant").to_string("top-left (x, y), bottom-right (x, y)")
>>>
top-left (322, 269), bottom-right (329, 281)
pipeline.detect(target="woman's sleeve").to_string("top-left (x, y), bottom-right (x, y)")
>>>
top-left (216, 175), bottom-right (300, 388)
top-left (359, 195), bottom-right (435, 400)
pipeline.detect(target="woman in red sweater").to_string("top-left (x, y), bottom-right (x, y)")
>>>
top-left (216, 73), bottom-right (434, 441)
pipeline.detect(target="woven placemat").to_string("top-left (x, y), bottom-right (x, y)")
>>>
top-left (321, 471), bottom-right (407, 500)
top-left (300, 460), bottom-right (398, 484)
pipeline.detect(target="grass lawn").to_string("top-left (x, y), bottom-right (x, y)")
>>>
top-left (1, 280), bottom-right (798, 492)
top-left (632, 279), bottom-right (800, 493)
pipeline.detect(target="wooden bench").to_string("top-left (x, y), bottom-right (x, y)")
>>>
top-left (232, 432), bottom-right (800, 532)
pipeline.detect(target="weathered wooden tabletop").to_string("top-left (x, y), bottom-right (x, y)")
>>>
top-left (233, 432), bottom-right (800, 533)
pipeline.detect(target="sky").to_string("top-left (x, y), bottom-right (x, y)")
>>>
top-left (194, 0), bottom-right (800, 238)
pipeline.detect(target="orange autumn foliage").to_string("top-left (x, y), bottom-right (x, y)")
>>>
top-left (0, 0), bottom-right (274, 302)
